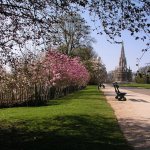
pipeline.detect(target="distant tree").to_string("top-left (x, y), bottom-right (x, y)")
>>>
top-left (138, 65), bottom-right (150, 75)
top-left (107, 71), bottom-right (115, 83)
top-left (71, 46), bottom-right (97, 78)
top-left (135, 65), bottom-right (150, 83)
top-left (90, 57), bottom-right (107, 84)
top-left (126, 67), bottom-right (133, 82)
top-left (56, 12), bottom-right (94, 55)
top-left (72, 46), bottom-right (97, 60)
top-left (68, 46), bottom-right (107, 84)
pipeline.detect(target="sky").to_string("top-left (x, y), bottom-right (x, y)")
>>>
top-left (82, 12), bottom-right (150, 73)
top-left (91, 31), bottom-right (150, 73)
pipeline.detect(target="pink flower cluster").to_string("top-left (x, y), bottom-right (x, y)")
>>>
top-left (32, 51), bottom-right (90, 87)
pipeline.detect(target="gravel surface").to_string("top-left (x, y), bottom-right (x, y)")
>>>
top-left (102, 84), bottom-right (150, 150)
top-left (120, 87), bottom-right (150, 96)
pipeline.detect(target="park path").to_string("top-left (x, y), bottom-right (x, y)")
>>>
top-left (101, 84), bottom-right (150, 150)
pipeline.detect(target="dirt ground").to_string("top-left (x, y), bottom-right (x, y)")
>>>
top-left (102, 84), bottom-right (150, 150)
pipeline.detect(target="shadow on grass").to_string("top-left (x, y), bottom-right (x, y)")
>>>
top-left (47, 88), bottom-right (103, 106)
top-left (0, 115), bottom-right (133, 150)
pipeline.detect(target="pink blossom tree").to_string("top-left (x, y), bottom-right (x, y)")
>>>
top-left (41, 51), bottom-right (90, 88)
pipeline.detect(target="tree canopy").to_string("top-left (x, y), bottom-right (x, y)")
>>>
top-left (0, 0), bottom-right (150, 64)
top-left (55, 12), bottom-right (94, 55)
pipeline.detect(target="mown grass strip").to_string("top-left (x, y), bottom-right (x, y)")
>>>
top-left (0, 85), bottom-right (132, 150)
top-left (121, 83), bottom-right (150, 89)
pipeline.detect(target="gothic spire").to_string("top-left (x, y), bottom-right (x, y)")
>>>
top-left (121, 41), bottom-right (125, 57)
top-left (119, 41), bottom-right (127, 69)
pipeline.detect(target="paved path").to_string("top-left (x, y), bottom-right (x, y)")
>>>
top-left (101, 84), bottom-right (150, 150)
top-left (120, 87), bottom-right (150, 96)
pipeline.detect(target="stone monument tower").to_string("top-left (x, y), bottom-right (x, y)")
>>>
top-left (115, 42), bottom-right (128, 82)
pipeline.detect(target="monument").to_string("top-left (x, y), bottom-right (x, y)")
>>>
top-left (114, 42), bottom-right (132, 83)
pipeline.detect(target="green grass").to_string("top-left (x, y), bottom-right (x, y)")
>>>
top-left (0, 86), bottom-right (132, 150)
top-left (121, 83), bottom-right (150, 89)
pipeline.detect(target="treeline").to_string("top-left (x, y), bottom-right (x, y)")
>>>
top-left (0, 10), bottom-right (107, 108)
top-left (0, 51), bottom-right (89, 107)
top-left (0, 84), bottom-right (84, 108)
top-left (135, 66), bottom-right (150, 84)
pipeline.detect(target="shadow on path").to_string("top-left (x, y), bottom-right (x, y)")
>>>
top-left (118, 118), bottom-right (150, 150)
top-left (129, 99), bottom-right (150, 103)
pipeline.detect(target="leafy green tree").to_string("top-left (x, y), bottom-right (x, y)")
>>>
top-left (72, 46), bottom-right (97, 60)
top-left (89, 57), bottom-right (107, 84)
top-left (56, 12), bottom-right (94, 55)
top-left (71, 46), bottom-right (107, 84)
top-left (135, 65), bottom-right (150, 83)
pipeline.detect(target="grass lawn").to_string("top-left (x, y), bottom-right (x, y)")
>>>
top-left (0, 85), bottom-right (132, 150)
top-left (121, 83), bottom-right (150, 89)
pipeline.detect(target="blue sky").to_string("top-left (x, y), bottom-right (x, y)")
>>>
top-left (82, 14), bottom-right (150, 73)
top-left (91, 31), bottom-right (150, 72)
